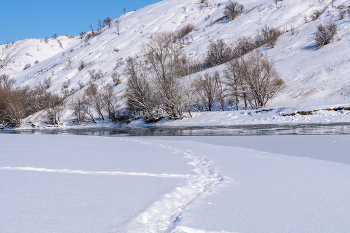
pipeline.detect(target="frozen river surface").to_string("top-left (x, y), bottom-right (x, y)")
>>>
top-left (0, 134), bottom-right (350, 233)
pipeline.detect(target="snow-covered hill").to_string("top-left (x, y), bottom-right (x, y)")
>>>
top-left (0, 36), bottom-right (79, 75)
top-left (2, 0), bottom-right (350, 113)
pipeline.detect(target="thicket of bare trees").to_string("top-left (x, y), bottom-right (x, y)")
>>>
top-left (124, 29), bottom-right (285, 122)
top-left (205, 26), bottom-right (282, 68)
top-left (70, 82), bottom-right (121, 124)
top-left (0, 74), bottom-right (64, 127)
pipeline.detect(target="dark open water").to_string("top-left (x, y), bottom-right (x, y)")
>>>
top-left (2, 123), bottom-right (350, 136)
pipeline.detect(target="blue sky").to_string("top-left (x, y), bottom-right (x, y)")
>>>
top-left (0, 0), bottom-right (160, 45)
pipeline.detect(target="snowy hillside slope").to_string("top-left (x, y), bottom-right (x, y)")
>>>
top-left (0, 36), bottom-right (80, 76)
top-left (2, 0), bottom-right (350, 113)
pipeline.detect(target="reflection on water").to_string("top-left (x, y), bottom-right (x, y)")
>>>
top-left (2, 123), bottom-right (350, 136)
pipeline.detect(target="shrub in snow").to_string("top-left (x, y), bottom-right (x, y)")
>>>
top-left (234, 36), bottom-right (255, 57)
top-left (257, 25), bottom-right (282, 47)
top-left (315, 22), bottom-right (337, 49)
top-left (224, 1), bottom-right (244, 21)
top-left (205, 39), bottom-right (232, 67)
top-left (78, 61), bottom-right (86, 71)
top-left (200, 0), bottom-right (209, 7)
top-left (79, 32), bottom-right (86, 39)
top-left (174, 24), bottom-right (195, 42)
top-left (311, 10), bottom-right (322, 21)
top-left (23, 63), bottom-right (31, 70)
top-left (88, 69), bottom-right (104, 81)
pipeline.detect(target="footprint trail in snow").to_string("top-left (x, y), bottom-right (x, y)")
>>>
top-left (123, 139), bottom-right (227, 233)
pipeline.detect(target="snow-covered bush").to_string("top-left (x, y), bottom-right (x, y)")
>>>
top-left (224, 1), bottom-right (244, 21)
top-left (315, 22), bottom-right (337, 49)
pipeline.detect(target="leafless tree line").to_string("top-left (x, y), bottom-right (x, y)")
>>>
top-left (0, 74), bottom-right (64, 127)
top-left (125, 31), bottom-right (285, 122)
top-left (70, 83), bottom-right (120, 124)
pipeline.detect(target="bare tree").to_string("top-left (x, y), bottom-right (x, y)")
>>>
top-left (97, 19), bottom-right (102, 31)
top-left (79, 32), bottom-right (86, 39)
top-left (85, 83), bottom-right (104, 121)
top-left (123, 8), bottom-right (126, 14)
top-left (214, 72), bottom-right (227, 111)
top-left (102, 88), bottom-right (119, 121)
top-left (239, 50), bottom-right (284, 108)
top-left (52, 33), bottom-right (58, 39)
top-left (315, 22), bottom-right (337, 48)
top-left (116, 19), bottom-right (121, 35)
top-left (143, 32), bottom-right (185, 119)
top-left (0, 74), bottom-right (16, 90)
top-left (111, 72), bottom-right (121, 86)
top-left (103, 17), bottom-right (112, 28)
top-left (196, 72), bottom-right (219, 111)
top-left (125, 58), bottom-right (157, 121)
top-left (226, 59), bottom-right (247, 110)
top-left (89, 25), bottom-right (94, 37)
top-left (71, 97), bottom-right (87, 124)
top-left (42, 92), bottom-right (65, 125)
top-left (224, 1), bottom-right (244, 21)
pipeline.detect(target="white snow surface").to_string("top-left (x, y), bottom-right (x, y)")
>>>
top-left (2, 0), bottom-right (350, 120)
top-left (1, 134), bottom-right (350, 232)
